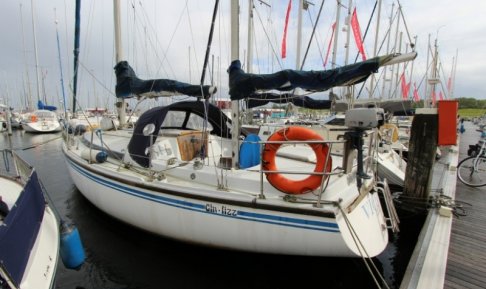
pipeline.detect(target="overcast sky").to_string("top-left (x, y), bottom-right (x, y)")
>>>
top-left (1, 0), bottom-right (485, 111)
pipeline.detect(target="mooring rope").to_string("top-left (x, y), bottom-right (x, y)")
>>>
top-left (338, 203), bottom-right (391, 289)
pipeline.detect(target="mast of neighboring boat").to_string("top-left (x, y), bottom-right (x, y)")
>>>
top-left (20, 4), bottom-right (34, 111)
top-left (380, 3), bottom-right (394, 101)
top-left (31, 0), bottom-right (42, 106)
top-left (368, 0), bottom-right (382, 98)
top-left (449, 49), bottom-right (458, 99)
top-left (423, 33), bottom-right (430, 105)
top-left (55, 9), bottom-right (68, 118)
top-left (387, 3), bottom-right (401, 99)
top-left (343, 0), bottom-right (353, 106)
top-left (329, 0), bottom-right (342, 98)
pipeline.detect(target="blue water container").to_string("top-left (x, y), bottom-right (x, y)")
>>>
top-left (60, 222), bottom-right (86, 269)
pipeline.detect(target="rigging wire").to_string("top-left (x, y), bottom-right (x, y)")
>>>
top-left (300, 0), bottom-right (326, 69)
top-left (200, 0), bottom-right (220, 86)
top-left (253, 4), bottom-right (283, 70)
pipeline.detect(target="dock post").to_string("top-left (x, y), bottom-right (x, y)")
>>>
top-left (402, 109), bottom-right (438, 212)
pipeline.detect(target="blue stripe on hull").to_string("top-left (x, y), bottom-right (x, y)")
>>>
top-left (66, 157), bottom-right (340, 233)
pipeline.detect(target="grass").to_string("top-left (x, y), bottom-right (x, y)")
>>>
top-left (458, 108), bottom-right (486, 118)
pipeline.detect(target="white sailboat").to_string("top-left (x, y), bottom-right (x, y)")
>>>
top-left (23, 0), bottom-right (62, 134)
top-left (22, 109), bottom-right (62, 133)
top-left (0, 103), bottom-right (60, 288)
top-left (61, 0), bottom-right (407, 258)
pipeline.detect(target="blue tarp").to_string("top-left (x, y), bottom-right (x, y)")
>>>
top-left (37, 100), bottom-right (57, 111)
top-left (114, 61), bottom-right (216, 99)
top-left (0, 171), bottom-right (46, 287)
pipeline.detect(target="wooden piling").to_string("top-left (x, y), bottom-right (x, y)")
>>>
top-left (403, 110), bottom-right (438, 211)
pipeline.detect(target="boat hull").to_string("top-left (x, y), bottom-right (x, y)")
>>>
top-left (22, 122), bottom-right (62, 133)
top-left (64, 146), bottom-right (388, 257)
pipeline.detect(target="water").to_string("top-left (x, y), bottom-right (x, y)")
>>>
top-left (1, 130), bottom-right (424, 289)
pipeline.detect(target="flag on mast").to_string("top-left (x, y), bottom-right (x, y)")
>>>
top-left (323, 22), bottom-right (336, 68)
top-left (351, 8), bottom-right (366, 61)
top-left (281, 0), bottom-right (292, 59)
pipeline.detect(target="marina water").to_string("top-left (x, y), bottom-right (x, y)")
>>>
top-left (1, 130), bottom-right (424, 289)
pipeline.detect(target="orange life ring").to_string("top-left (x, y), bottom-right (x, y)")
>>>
top-left (263, 126), bottom-right (332, 194)
top-left (30, 115), bottom-right (38, 122)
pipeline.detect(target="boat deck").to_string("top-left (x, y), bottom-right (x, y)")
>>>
top-left (444, 122), bottom-right (486, 289)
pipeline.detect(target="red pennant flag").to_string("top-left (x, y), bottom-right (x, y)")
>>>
top-left (281, 0), bottom-right (292, 59)
top-left (400, 73), bottom-right (411, 99)
top-left (439, 91), bottom-right (444, 100)
top-left (323, 22), bottom-right (336, 68)
top-left (413, 83), bottom-right (420, 102)
top-left (447, 77), bottom-right (452, 92)
top-left (351, 8), bottom-right (366, 61)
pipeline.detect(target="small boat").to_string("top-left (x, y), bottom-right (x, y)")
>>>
top-left (0, 150), bottom-right (60, 289)
top-left (22, 110), bottom-right (62, 133)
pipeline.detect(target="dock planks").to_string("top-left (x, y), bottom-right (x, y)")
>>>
top-left (444, 121), bottom-right (486, 289)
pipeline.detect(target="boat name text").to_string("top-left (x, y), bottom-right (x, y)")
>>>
top-left (205, 203), bottom-right (238, 216)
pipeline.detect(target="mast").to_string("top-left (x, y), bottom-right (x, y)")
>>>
top-left (246, 0), bottom-right (254, 73)
top-left (20, 4), bottom-right (33, 111)
top-left (343, 0), bottom-right (353, 104)
top-left (31, 0), bottom-right (42, 105)
top-left (450, 49), bottom-right (458, 98)
top-left (296, 0), bottom-right (304, 69)
top-left (423, 34), bottom-right (431, 106)
top-left (55, 11), bottom-right (68, 117)
top-left (380, 3), bottom-right (394, 100)
top-left (368, 0), bottom-right (382, 98)
top-left (246, 0), bottom-right (254, 124)
top-left (329, 0), bottom-right (342, 98)
top-left (72, 0), bottom-right (81, 115)
top-left (114, 0), bottom-right (127, 126)
top-left (387, 4), bottom-right (401, 99)
top-left (230, 0), bottom-right (240, 169)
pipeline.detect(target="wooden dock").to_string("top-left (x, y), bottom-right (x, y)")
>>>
top-left (400, 120), bottom-right (486, 289)
top-left (444, 122), bottom-right (486, 289)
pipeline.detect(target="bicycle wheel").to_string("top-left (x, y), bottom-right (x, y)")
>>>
top-left (457, 156), bottom-right (486, 187)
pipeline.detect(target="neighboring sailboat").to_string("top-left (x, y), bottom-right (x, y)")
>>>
top-left (0, 105), bottom-right (60, 288)
top-left (22, 103), bottom-right (62, 133)
top-left (23, 0), bottom-right (62, 134)
top-left (62, 0), bottom-right (407, 258)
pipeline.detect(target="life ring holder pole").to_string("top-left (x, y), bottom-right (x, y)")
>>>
top-left (316, 143), bottom-right (335, 208)
top-left (258, 138), bottom-right (345, 197)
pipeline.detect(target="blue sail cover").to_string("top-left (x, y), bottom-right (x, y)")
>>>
top-left (228, 55), bottom-right (391, 101)
top-left (0, 171), bottom-right (45, 287)
top-left (114, 61), bottom-right (216, 99)
top-left (37, 100), bottom-right (57, 111)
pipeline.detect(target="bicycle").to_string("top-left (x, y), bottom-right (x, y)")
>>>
top-left (457, 139), bottom-right (486, 187)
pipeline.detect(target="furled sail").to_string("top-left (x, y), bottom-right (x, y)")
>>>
top-left (228, 53), bottom-right (415, 101)
top-left (114, 61), bottom-right (217, 99)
